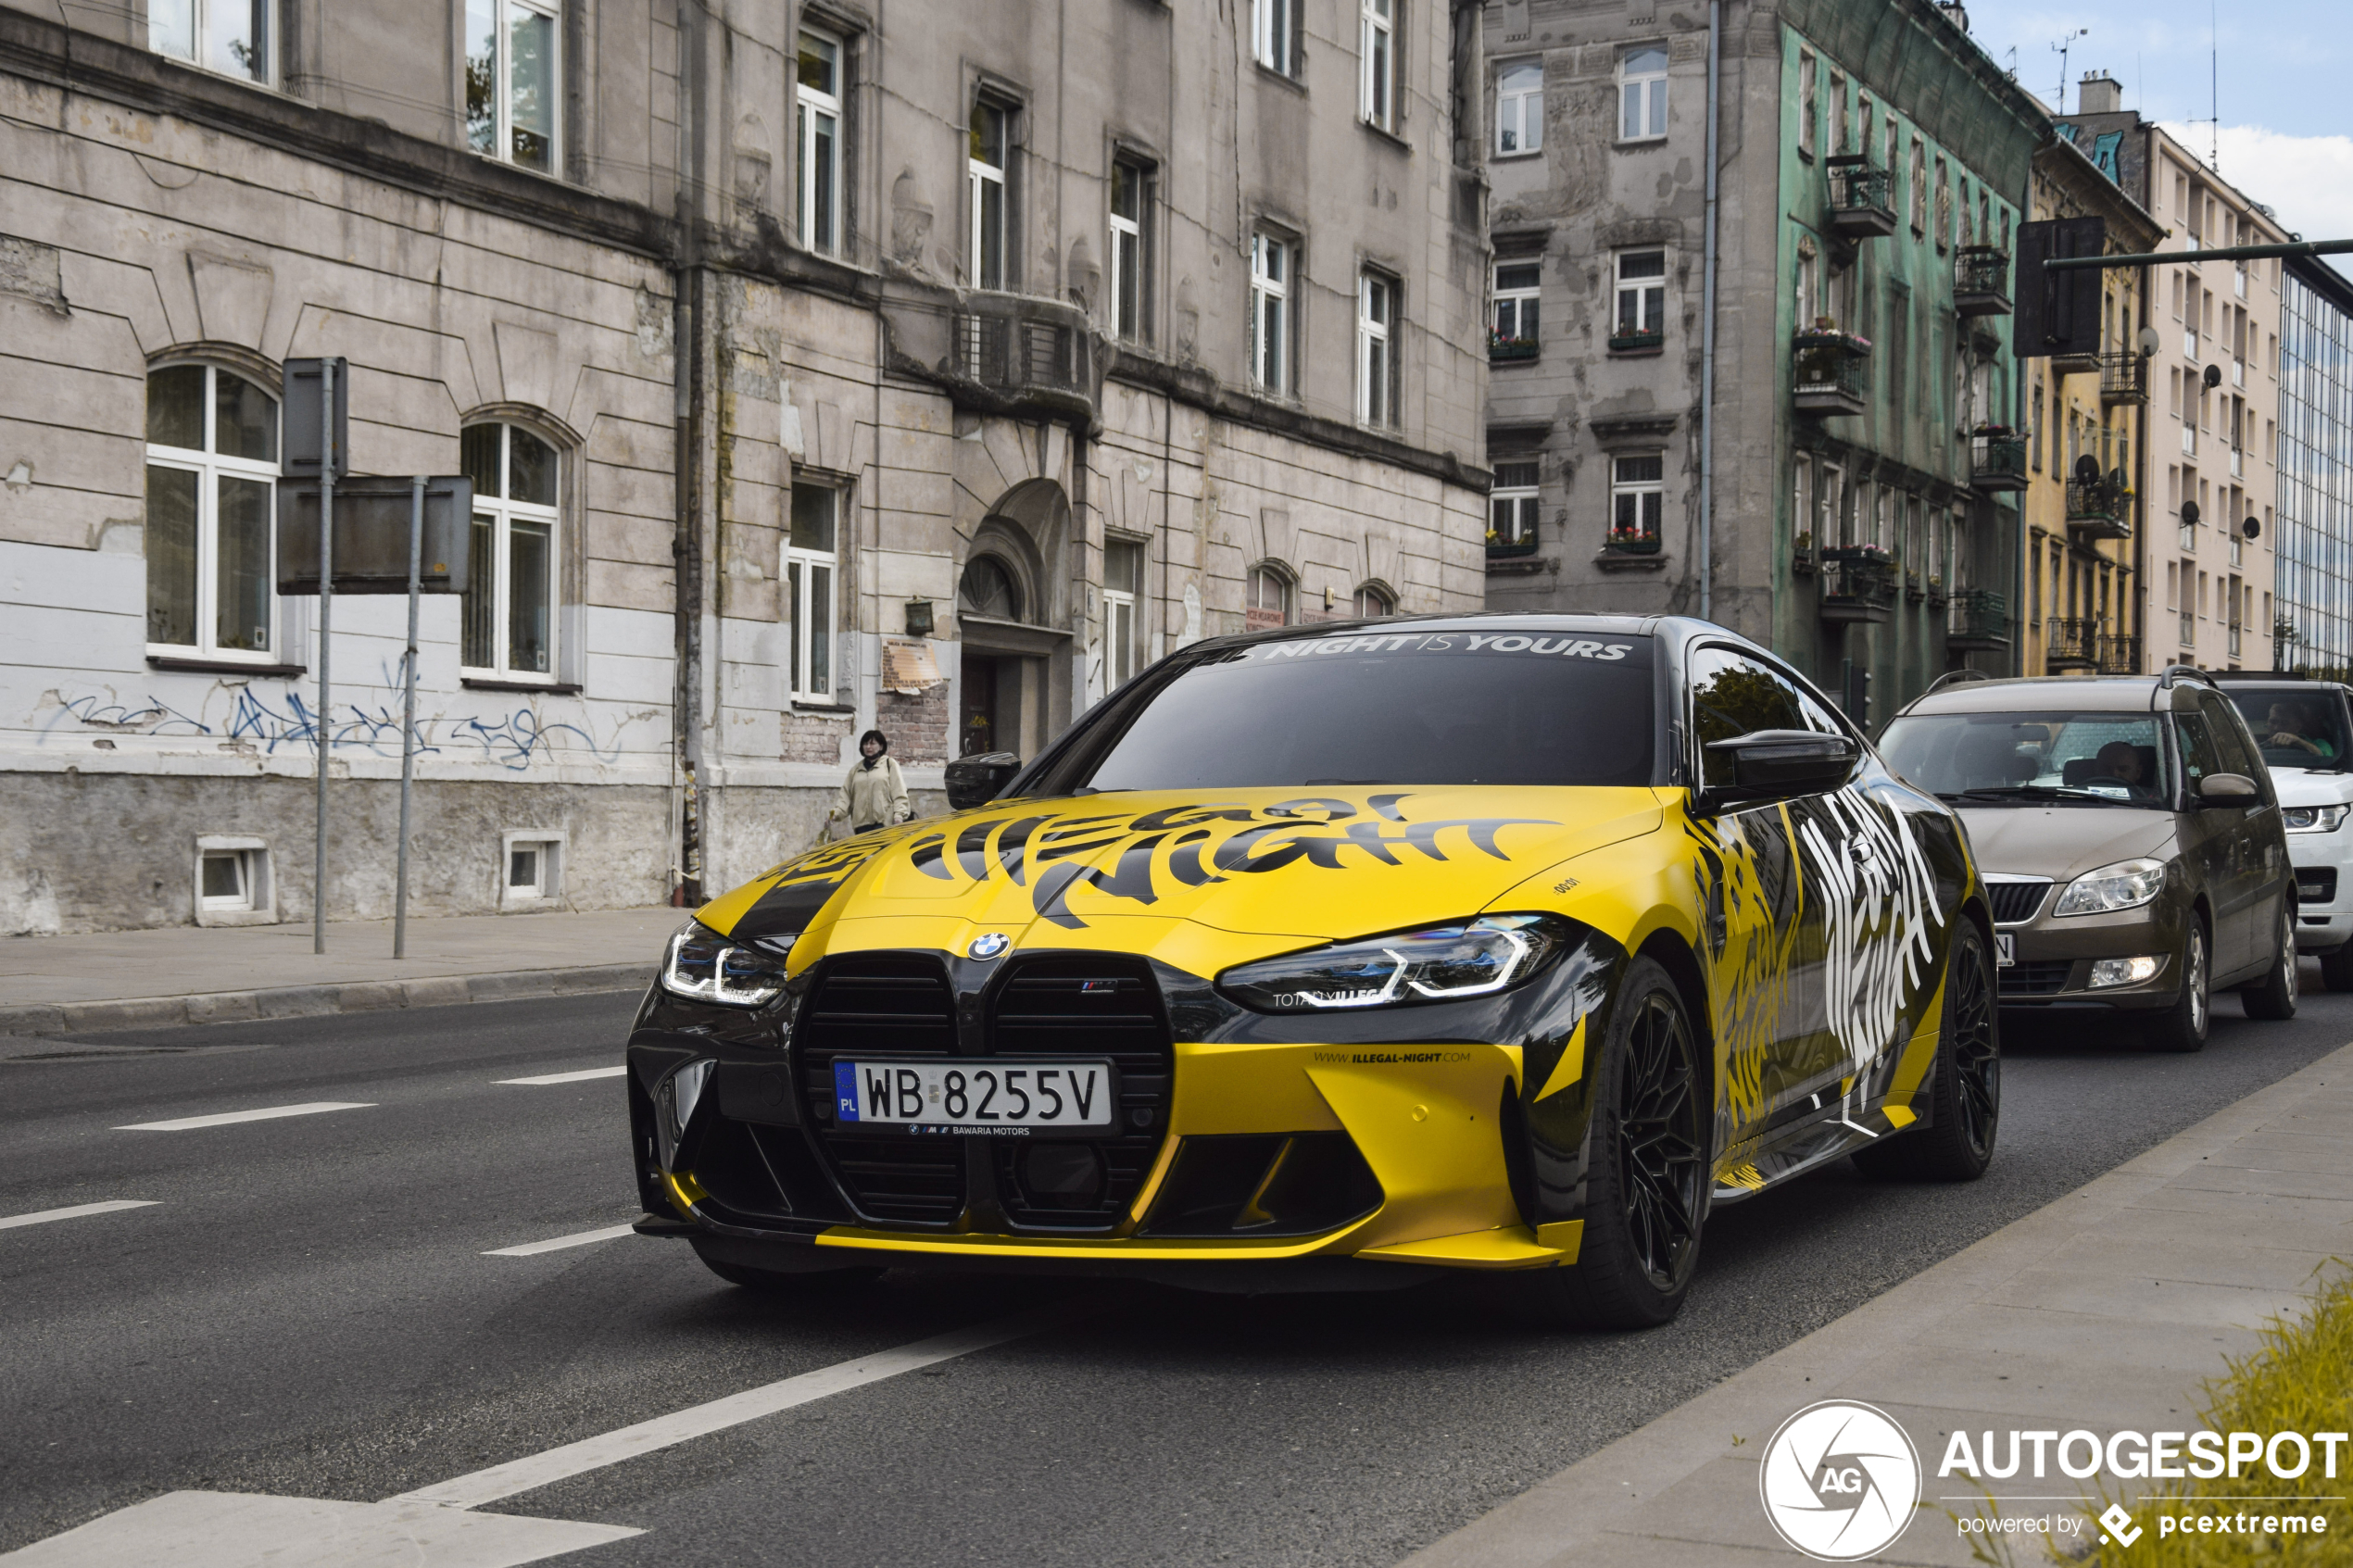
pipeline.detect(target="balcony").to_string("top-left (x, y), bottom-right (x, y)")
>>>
top-left (2097, 633), bottom-right (2144, 675)
top-left (1826, 157), bottom-right (1897, 239)
top-left (2065, 477), bottom-right (2134, 541)
top-left (1955, 245), bottom-right (2011, 316)
top-left (1793, 329), bottom-right (1870, 417)
top-left (1969, 430), bottom-right (2028, 493)
top-left (880, 289), bottom-right (1103, 423)
top-left (2046, 618), bottom-right (2101, 671)
top-left (1819, 546), bottom-right (1896, 624)
top-left (1607, 327), bottom-right (1665, 355)
top-left (2098, 350), bottom-right (2149, 405)
top-left (1602, 529), bottom-right (1662, 556)
top-left (1489, 330), bottom-right (1540, 363)
top-left (1947, 589), bottom-right (2008, 652)
top-left (1486, 532), bottom-right (1541, 560)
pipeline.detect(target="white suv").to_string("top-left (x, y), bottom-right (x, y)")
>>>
top-left (2217, 677), bottom-right (2353, 986)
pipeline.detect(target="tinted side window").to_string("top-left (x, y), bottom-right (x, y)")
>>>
top-left (1689, 646), bottom-right (1807, 787)
top-left (2200, 695), bottom-right (2259, 779)
top-left (2175, 710), bottom-right (2226, 790)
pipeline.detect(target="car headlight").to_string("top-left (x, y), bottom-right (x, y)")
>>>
top-left (1216, 913), bottom-right (1572, 1013)
top-left (2283, 804), bottom-right (2350, 833)
top-left (661, 922), bottom-right (789, 1007)
top-left (2053, 858), bottom-right (2168, 917)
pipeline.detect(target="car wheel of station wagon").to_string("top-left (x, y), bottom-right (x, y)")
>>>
top-left (2148, 918), bottom-right (2210, 1054)
top-left (2241, 904), bottom-right (2299, 1022)
top-left (1854, 921), bottom-right (2000, 1183)
top-left (1525, 957), bottom-right (1707, 1331)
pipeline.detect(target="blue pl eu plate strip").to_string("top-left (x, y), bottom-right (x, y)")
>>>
top-left (833, 1060), bottom-right (861, 1123)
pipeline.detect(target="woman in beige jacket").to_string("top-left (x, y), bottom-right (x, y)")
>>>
top-left (829, 729), bottom-right (912, 836)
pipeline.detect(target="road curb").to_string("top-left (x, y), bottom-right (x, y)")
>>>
top-left (0, 963), bottom-right (652, 1037)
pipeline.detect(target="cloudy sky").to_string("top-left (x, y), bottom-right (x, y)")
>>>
top-left (1957, 0), bottom-right (2353, 258)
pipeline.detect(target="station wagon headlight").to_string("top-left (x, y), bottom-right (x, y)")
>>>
top-left (2053, 858), bottom-right (2168, 917)
top-left (1216, 913), bottom-right (1571, 1013)
top-left (2283, 804), bottom-right (2349, 833)
top-left (661, 922), bottom-right (788, 1007)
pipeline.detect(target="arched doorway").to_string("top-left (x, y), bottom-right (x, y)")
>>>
top-left (956, 481), bottom-right (1072, 759)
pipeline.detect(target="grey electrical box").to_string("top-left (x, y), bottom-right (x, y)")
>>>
top-left (282, 358), bottom-right (350, 480)
top-left (277, 476), bottom-right (472, 596)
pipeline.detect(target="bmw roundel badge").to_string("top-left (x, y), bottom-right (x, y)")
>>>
top-left (968, 933), bottom-right (1011, 960)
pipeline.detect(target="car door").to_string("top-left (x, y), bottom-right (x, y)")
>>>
top-left (2174, 700), bottom-right (2254, 974)
top-left (2204, 690), bottom-right (2287, 976)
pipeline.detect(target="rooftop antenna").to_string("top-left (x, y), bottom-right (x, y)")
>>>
top-left (2051, 28), bottom-right (2089, 113)
top-left (2004, 45), bottom-right (2019, 82)
top-left (2182, 2), bottom-right (2221, 170)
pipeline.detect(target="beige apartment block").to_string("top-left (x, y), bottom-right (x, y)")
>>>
top-left (0, 1), bottom-right (1490, 935)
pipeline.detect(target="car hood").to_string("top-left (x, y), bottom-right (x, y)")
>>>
top-left (1955, 805), bottom-right (2177, 883)
top-left (694, 785), bottom-right (1664, 972)
top-left (2268, 767), bottom-right (2353, 807)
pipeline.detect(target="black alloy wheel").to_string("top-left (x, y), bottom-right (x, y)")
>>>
top-left (2241, 902), bottom-right (2299, 1021)
top-left (1856, 920), bottom-right (2000, 1183)
top-left (1617, 992), bottom-right (1706, 1289)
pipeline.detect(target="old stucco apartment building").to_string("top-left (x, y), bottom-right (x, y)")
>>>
top-left (0, 0), bottom-right (1491, 935)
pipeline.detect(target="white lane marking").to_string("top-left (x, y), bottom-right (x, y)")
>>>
top-left (0, 1490), bottom-right (638, 1567)
top-left (395, 1302), bottom-right (1086, 1509)
top-left (114, 1101), bottom-right (373, 1132)
top-left (483, 1223), bottom-right (639, 1257)
top-left (496, 1065), bottom-right (628, 1085)
top-left (0, 1200), bottom-right (157, 1232)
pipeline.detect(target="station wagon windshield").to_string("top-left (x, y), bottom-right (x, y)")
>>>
top-left (1880, 711), bottom-right (2173, 808)
top-left (1063, 630), bottom-right (1657, 791)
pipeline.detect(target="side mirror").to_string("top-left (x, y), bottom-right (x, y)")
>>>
top-left (945, 751), bottom-right (1023, 810)
top-left (2198, 772), bottom-right (2258, 803)
top-left (1700, 729), bottom-right (1858, 807)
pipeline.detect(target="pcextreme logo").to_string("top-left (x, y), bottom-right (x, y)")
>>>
top-left (1759, 1400), bottom-right (1923, 1561)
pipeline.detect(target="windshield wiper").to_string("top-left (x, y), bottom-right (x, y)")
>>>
top-left (1939, 784), bottom-right (2133, 805)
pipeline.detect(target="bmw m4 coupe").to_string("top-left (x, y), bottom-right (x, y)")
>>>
top-left (626, 616), bottom-right (1998, 1327)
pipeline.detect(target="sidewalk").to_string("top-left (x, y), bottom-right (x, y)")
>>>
top-left (1403, 1039), bottom-right (2353, 1567)
top-left (0, 907), bottom-right (682, 1035)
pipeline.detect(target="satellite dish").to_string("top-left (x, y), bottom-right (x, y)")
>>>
top-left (2203, 363), bottom-right (2223, 389)
top-left (2243, 516), bottom-right (2262, 541)
top-left (2109, 468), bottom-right (2128, 490)
top-left (2073, 454), bottom-right (2101, 483)
top-left (2182, 499), bottom-right (2202, 526)
top-left (2138, 325), bottom-right (2161, 359)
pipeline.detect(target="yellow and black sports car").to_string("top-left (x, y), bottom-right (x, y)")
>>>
top-left (626, 615), bottom-right (1998, 1326)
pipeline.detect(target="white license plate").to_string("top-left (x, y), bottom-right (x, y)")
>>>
top-left (832, 1059), bottom-right (1116, 1133)
top-left (1996, 933), bottom-right (2015, 968)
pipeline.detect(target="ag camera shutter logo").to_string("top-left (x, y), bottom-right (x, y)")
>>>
top-left (1759, 1400), bottom-right (1923, 1561)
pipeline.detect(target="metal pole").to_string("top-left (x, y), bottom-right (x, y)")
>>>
top-left (395, 477), bottom-right (423, 960)
top-left (313, 360), bottom-right (335, 956)
top-left (1697, 0), bottom-right (1721, 623)
top-left (2045, 237), bottom-right (2353, 271)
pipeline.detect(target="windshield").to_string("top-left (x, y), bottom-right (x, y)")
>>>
top-left (1880, 710), bottom-right (2173, 806)
top-left (1059, 630), bottom-right (1656, 790)
top-left (2226, 689), bottom-right (2348, 771)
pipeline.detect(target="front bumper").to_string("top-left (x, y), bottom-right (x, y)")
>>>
top-left (2287, 839), bottom-right (2353, 953)
top-left (1994, 897), bottom-right (2187, 1010)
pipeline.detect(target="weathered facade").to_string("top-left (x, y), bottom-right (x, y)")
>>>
top-left (1478, 0), bottom-right (2044, 723)
top-left (0, 0), bottom-right (1491, 935)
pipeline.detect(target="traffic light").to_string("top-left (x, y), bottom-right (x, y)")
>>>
top-left (2013, 217), bottom-right (2105, 361)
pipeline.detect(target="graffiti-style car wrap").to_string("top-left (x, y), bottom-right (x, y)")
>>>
top-left (626, 616), bottom-right (1997, 1326)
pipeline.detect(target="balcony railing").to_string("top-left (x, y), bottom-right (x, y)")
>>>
top-left (2046, 618), bottom-right (2102, 670)
top-left (1969, 431), bottom-right (2028, 493)
top-left (2098, 350), bottom-right (2149, 405)
top-left (2097, 634), bottom-right (2144, 674)
top-left (1819, 546), bottom-right (1896, 624)
top-left (880, 289), bottom-right (1103, 422)
top-left (1489, 331), bottom-right (1540, 363)
top-left (1955, 245), bottom-right (2011, 316)
top-left (1826, 157), bottom-right (1896, 239)
top-left (1793, 330), bottom-right (1870, 416)
top-left (1607, 327), bottom-right (1664, 355)
top-left (1947, 589), bottom-right (2008, 650)
top-left (2065, 477), bottom-right (2134, 540)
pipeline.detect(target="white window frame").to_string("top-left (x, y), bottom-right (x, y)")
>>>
top-left (1101, 538), bottom-right (1145, 690)
top-left (968, 99), bottom-right (1009, 291)
top-left (499, 830), bottom-right (566, 909)
top-left (150, 0), bottom-right (274, 83)
top-left (1357, 270), bottom-right (1398, 428)
top-left (1249, 231), bottom-right (1292, 394)
top-left (145, 363), bottom-right (280, 665)
top-left (1610, 454), bottom-right (1665, 546)
top-left (193, 834), bottom-right (275, 928)
top-left (465, 0), bottom-right (562, 176)
top-left (461, 424), bottom-right (562, 683)
top-left (1360, 0), bottom-right (1396, 132)
top-left (796, 27), bottom-right (844, 256)
top-left (1353, 583), bottom-right (1396, 618)
top-left (1109, 157), bottom-right (1149, 342)
top-left (1495, 60), bottom-right (1542, 156)
top-left (1614, 249), bottom-right (1666, 344)
top-left (1491, 258), bottom-right (1541, 347)
top-left (787, 485), bottom-right (840, 702)
top-left (1798, 51), bottom-right (1817, 157)
top-left (1619, 45), bottom-right (1667, 142)
top-left (1491, 460), bottom-right (1540, 547)
top-left (1253, 0), bottom-right (1296, 76)
top-left (1246, 562), bottom-right (1294, 630)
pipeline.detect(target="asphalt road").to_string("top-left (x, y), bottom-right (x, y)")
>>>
top-left (3, 978), bottom-right (2347, 1567)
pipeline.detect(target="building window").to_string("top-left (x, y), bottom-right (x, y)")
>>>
top-left (1491, 459), bottom-right (1540, 548)
top-left (1620, 46), bottom-right (1667, 141)
top-left (1797, 51), bottom-right (1817, 157)
top-left (194, 835), bottom-right (273, 926)
top-left (465, 0), bottom-right (560, 175)
top-left (1353, 583), bottom-right (1395, 617)
top-left (1247, 563), bottom-right (1294, 629)
top-left (1103, 539), bottom-right (1144, 688)
top-left (796, 29), bottom-right (844, 255)
top-left (1361, 0), bottom-right (1396, 132)
top-left (1492, 260), bottom-right (1541, 356)
top-left (1614, 250), bottom-right (1666, 347)
top-left (1828, 72), bottom-right (1847, 156)
top-left (145, 364), bottom-right (279, 661)
top-left (1252, 0), bottom-right (1296, 76)
top-left (1496, 61), bottom-right (1542, 155)
top-left (460, 423), bottom-right (560, 680)
top-left (960, 553), bottom-right (1022, 622)
top-left (1249, 231), bottom-right (1292, 394)
top-left (788, 486), bottom-right (841, 699)
top-left (1110, 157), bottom-right (1152, 342)
top-left (1907, 138), bottom-right (1927, 233)
top-left (1933, 157), bottom-right (1951, 251)
top-left (1357, 270), bottom-right (1398, 428)
top-left (968, 99), bottom-right (1009, 291)
top-left (1610, 455), bottom-right (1665, 548)
top-left (151, 0), bottom-right (271, 82)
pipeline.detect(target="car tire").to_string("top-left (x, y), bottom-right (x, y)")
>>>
top-left (1853, 920), bottom-right (2000, 1183)
top-left (2241, 902), bottom-right (2299, 1021)
top-left (696, 1249), bottom-right (884, 1294)
top-left (2147, 916), bottom-right (2211, 1054)
top-left (1520, 955), bottom-right (1707, 1331)
top-left (2322, 941), bottom-right (2353, 993)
